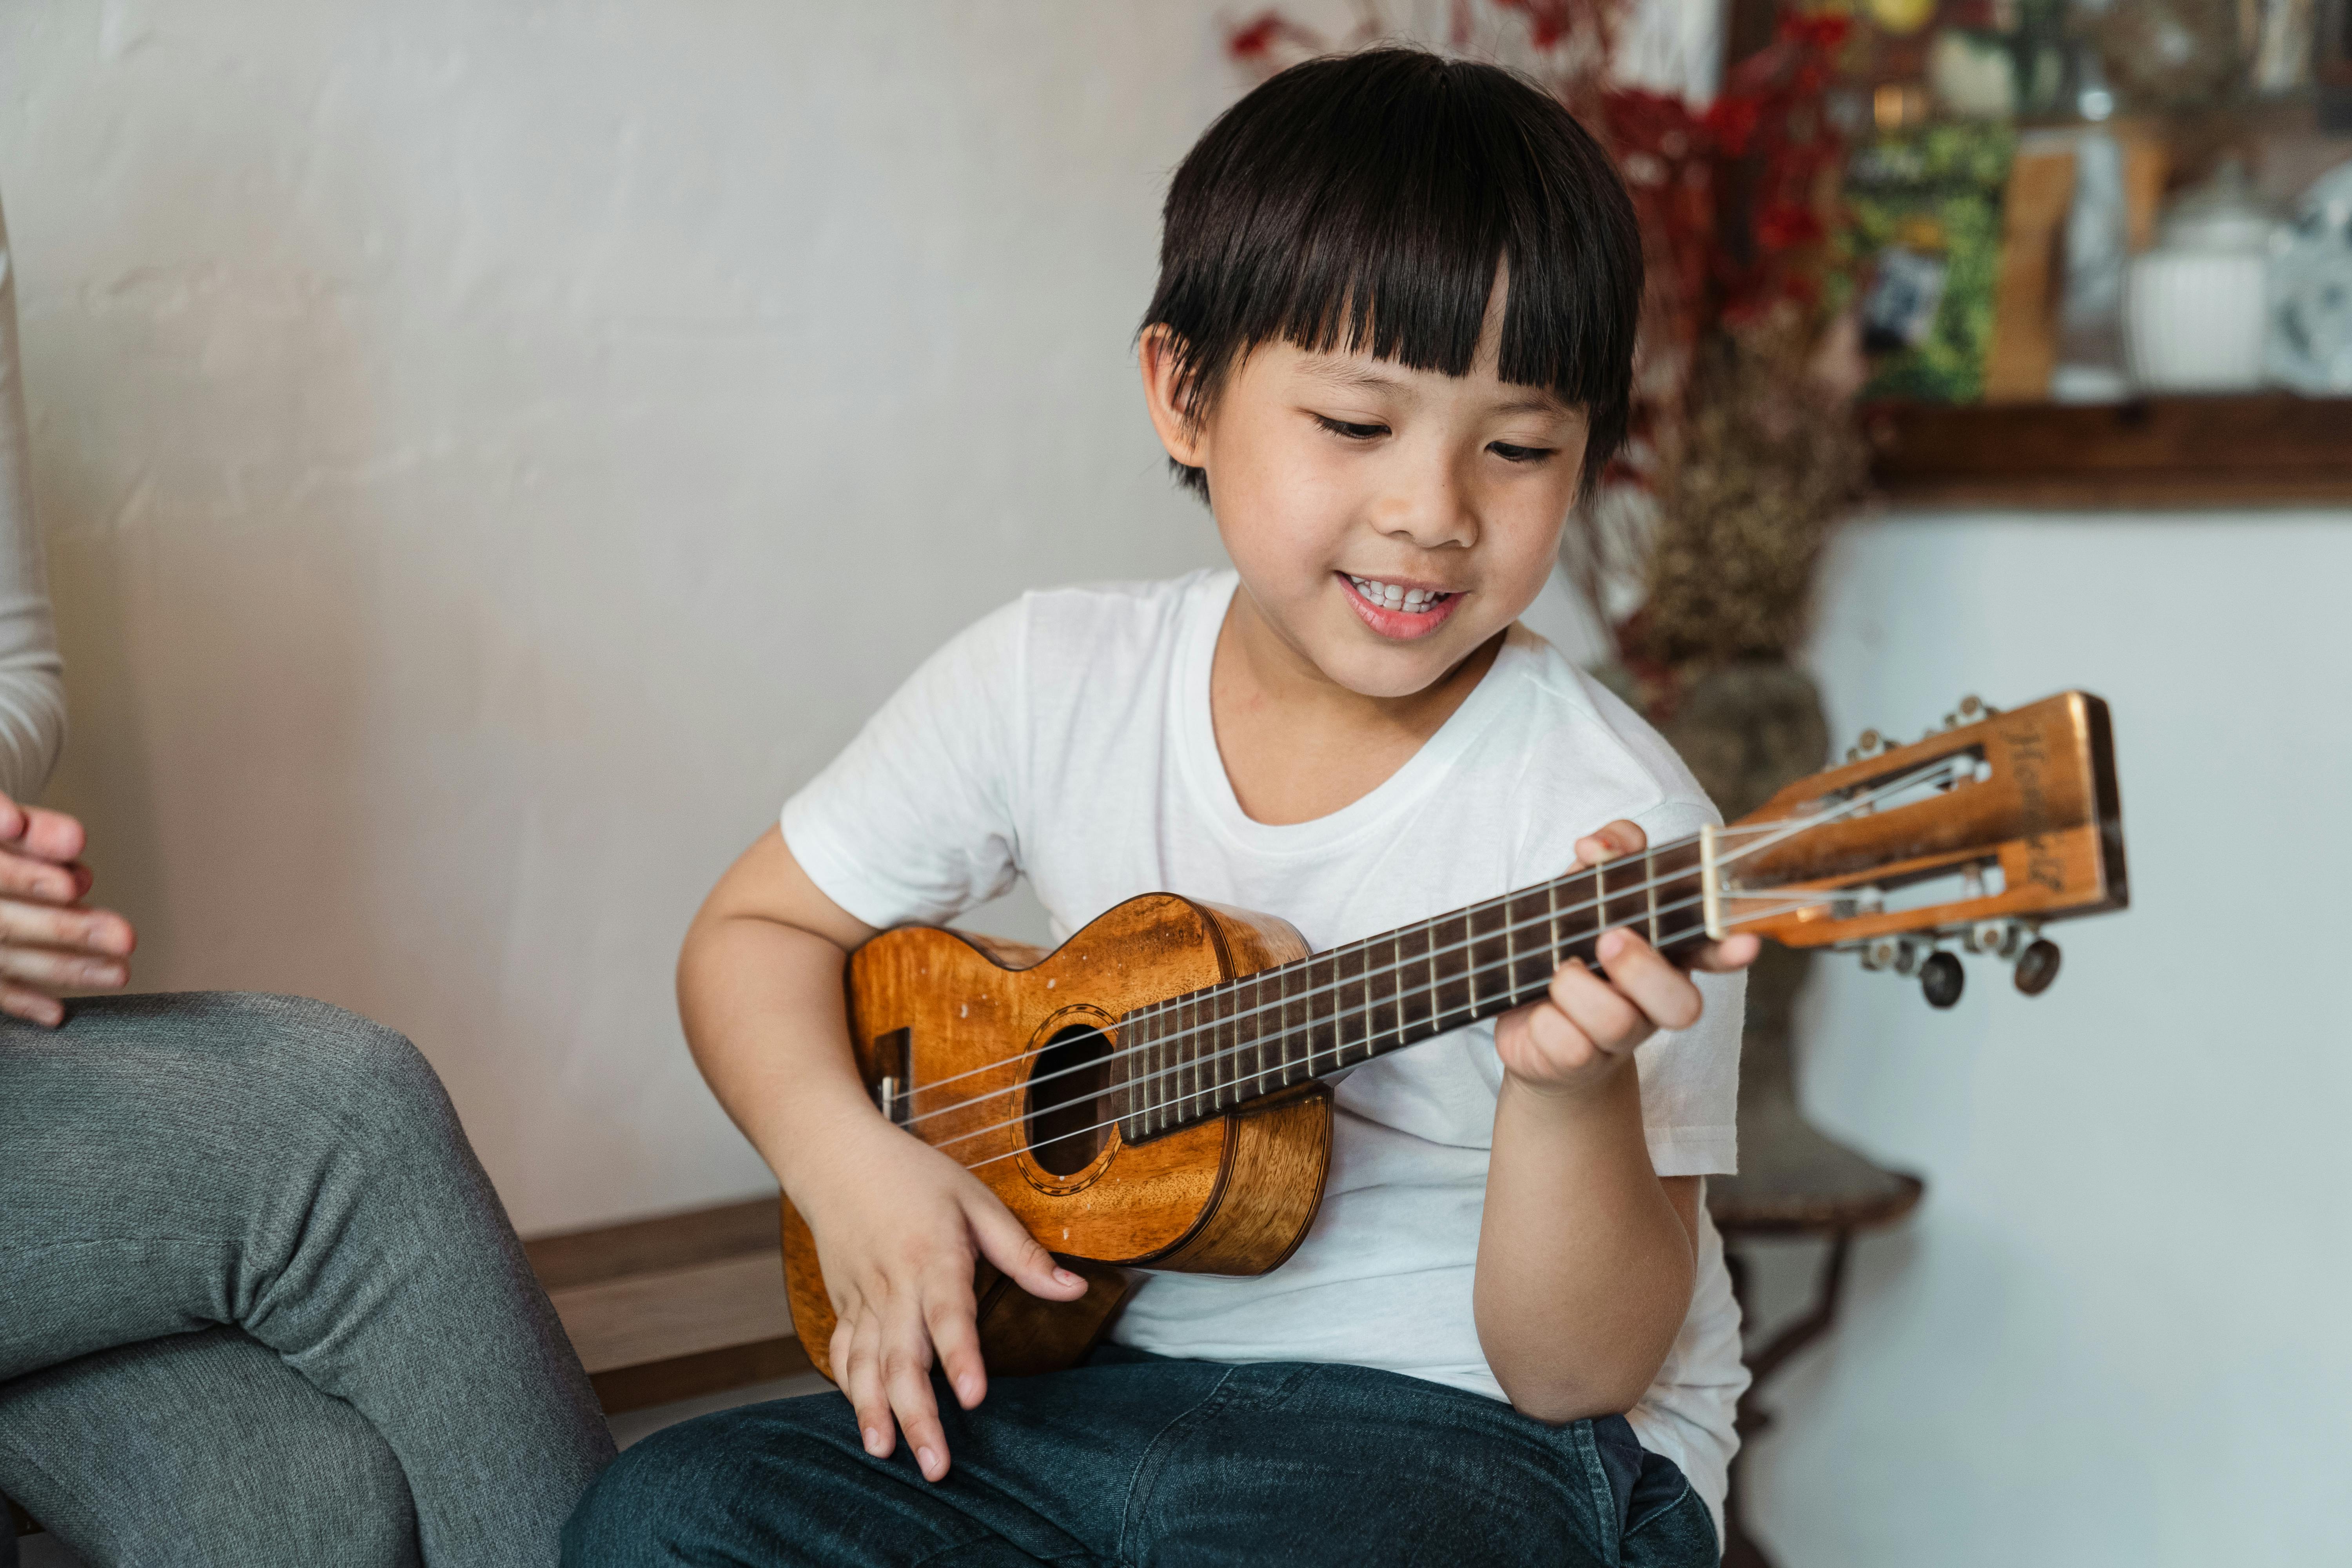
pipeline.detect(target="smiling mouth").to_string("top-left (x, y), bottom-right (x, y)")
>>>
top-left (1344, 575), bottom-right (1457, 614)
top-left (1338, 573), bottom-right (1465, 639)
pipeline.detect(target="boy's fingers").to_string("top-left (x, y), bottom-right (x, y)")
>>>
top-left (1691, 933), bottom-right (1761, 973)
top-left (1517, 998), bottom-right (1598, 1069)
top-left (1571, 818), bottom-right (1648, 867)
top-left (842, 1312), bottom-right (894, 1460)
top-left (880, 1298), bottom-right (947, 1480)
top-left (1594, 929), bottom-right (1703, 1031)
top-left (922, 1277), bottom-right (988, 1411)
top-left (966, 1194), bottom-right (1087, 1301)
top-left (1547, 960), bottom-right (1642, 1051)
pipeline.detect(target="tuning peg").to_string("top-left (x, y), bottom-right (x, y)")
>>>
top-left (1845, 727), bottom-right (1885, 762)
top-left (1919, 949), bottom-right (1964, 1008)
top-left (2013, 938), bottom-right (2061, 996)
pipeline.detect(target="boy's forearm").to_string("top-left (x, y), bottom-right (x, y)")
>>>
top-left (676, 908), bottom-right (882, 1194)
top-left (1473, 1070), bottom-right (1696, 1422)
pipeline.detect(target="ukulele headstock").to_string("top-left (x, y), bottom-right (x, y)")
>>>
top-left (1702, 691), bottom-right (2126, 1008)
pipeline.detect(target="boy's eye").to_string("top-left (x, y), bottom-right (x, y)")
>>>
top-left (1488, 441), bottom-right (1555, 465)
top-left (1312, 414), bottom-right (1389, 442)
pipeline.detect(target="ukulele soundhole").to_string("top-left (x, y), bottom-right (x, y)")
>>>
top-left (1025, 1023), bottom-right (1113, 1177)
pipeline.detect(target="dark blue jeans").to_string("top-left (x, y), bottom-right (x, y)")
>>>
top-left (564, 1345), bottom-right (1717, 1567)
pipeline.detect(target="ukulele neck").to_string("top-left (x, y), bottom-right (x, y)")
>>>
top-left (1116, 835), bottom-right (1712, 1143)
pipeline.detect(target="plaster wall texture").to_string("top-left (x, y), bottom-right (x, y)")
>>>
top-left (1762, 511), bottom-right (2352, 1566)
top-left (0, 0), bottom-right (1236, 1233)
top-left (2, 5), bottom-right (2347, 1563)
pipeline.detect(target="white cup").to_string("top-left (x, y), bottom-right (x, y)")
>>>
top-left (2124, 250), bottom-right (2271, 392)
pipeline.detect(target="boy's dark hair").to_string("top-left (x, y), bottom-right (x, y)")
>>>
top-left (1142, 48), bottom-right (1642, 503)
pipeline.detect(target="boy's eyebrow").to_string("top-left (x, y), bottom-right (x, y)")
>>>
top-left (1294, 357), bottom-right (1574, 419)
top-left (1296, 359), bottom-right (1414, 394)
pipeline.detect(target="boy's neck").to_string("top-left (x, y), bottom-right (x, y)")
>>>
top-left (1209, 586), bottom-right (1504, 827)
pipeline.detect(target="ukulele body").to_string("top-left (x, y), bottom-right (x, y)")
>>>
top-left (780, 892), bottom-right (1332, 1381)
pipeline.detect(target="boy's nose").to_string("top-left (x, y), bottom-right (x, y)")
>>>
top-left (1368, 452), bottom-right (1479, 551)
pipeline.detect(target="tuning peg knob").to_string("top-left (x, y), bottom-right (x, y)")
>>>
top-left (2013, 938), bottom-right (2061, 996)
top-left (1919, 950), bottom-right (1964, 1008)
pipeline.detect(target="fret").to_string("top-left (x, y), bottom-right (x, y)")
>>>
top-left (1190, 987), bottom-right (1210, 1123)
top-left (1427, 911), bottom-right (1470, 1032)
top-left (1648, 838), bottom-right (1710, 955)
top-left (1424, 916), bottom-right (1439, 1028)
top-left (1218, 978), bottom-right (1245, 1111)
top-left (1500, 887), bottom-right (1546, 1002)
top-left (1144, 1006), bottom-right (1161, 1124)
top-left (1293, 957), bottom-right (1328, 1088)
top-left (1559, 867), bottom-right (1602, 970)
top-left (1497, 898), bottom-right (1510, 1014)
top-left (1366, 932), bottom-right (1402, 1055)
top-left (1338, 940), bottom-right (1369, 1069)
top-left (1594, 858), bottom-right (1607, 953)
top-left (1392, 923), bottom-right (1432, 1042)
top-left (1127, 1006), bottom-right (1147, 1132)
top-left (1459, 901), bottom-right (1502, 1029)
top-left (1318, 953), bottom-right (1341, 1079)
top-left (1128, 832), bottom-right (1720, 1140)
top-left (1179, 988), bottom-right (1197, 1129)
top-left (1213, 982), bottom-right (1236, 1116)
top-left (1225, 975), bottom-right (1248, 1109)
top-left (1646, 844), bottom-right (1660, 946)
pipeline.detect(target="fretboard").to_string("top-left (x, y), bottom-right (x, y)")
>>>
top-left (1114, 835), bottom-right (1710, 1142)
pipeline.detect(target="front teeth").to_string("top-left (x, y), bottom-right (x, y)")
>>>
top-left (1349, 575), bottom-right (1450, 613)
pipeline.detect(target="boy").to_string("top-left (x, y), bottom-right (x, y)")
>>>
top-left (571, 47), bottom-right (1756, 1568)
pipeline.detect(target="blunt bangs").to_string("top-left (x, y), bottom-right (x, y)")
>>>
top-left (1143, 47), bottom-right (1642, 502)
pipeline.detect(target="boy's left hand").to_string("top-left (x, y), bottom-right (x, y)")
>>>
top-left (1492, 820), bottom-right (1757, 1098)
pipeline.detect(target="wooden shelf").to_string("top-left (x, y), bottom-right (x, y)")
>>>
top-left (1865, 393), bottom-right (2352, 507)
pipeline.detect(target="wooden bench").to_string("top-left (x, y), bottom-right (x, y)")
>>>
top-left (526, 1194), bottom-right (812, 1413)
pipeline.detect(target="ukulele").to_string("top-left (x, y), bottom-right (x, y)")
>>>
top-left (781, 690), bottom-right (2127, 1378)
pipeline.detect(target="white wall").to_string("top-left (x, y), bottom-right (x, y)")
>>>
top-left (4, 6), bottom-right (2349, 1561)
top-left (1759, 510), bottom-right (2352, 1566)
top-left (0, 1), bottom-right (1237, 1233)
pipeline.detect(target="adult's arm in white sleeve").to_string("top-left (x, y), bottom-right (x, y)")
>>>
top-left (0, 192), bottom-right (69, 802)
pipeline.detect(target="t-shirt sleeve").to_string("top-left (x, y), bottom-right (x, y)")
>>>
top-left (780, 599), bottom-right (1028, 930)
top-left (1627, 793), bottom-right (1743, 1179)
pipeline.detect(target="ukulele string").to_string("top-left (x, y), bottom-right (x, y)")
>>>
top-left (952, 888), bottom-right (1830, 1172)
top-left (895, 755), bottom-right (1958, 1132)
top-left (897, 848), bottom-right (1713, 1136)
top-left (983, 751), bottom-right (1954, 1111)
top-left (939, 885), bottom-right (1834, 1167)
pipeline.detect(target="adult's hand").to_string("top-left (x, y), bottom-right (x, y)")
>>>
top-left (0, 790), bottom-right (134, 1025)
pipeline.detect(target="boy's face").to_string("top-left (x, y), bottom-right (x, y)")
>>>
top-left (1144, 306), bottom-right (1590, 701)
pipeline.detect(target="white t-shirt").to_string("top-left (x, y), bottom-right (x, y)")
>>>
top-left (782, 569), bottom-right (1749, 1532)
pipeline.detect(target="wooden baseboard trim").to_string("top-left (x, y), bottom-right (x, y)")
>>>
top-left (590, 1338), bottom-right (813, 1415)
top-left (523, 1195), bottom-right (782, 1292)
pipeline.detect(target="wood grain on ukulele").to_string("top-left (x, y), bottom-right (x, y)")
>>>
top-left (782, 690), bottom-right (2129, 1380)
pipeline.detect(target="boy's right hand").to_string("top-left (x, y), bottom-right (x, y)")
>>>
top-left (793, 1113), bottom-right (1089, 1482)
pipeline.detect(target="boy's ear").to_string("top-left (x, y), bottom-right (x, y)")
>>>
top-left (1138, 325), bottom-right (1209, 471)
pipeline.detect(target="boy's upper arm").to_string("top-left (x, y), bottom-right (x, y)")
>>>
top-left (703, 825), bottom-right (880, 953)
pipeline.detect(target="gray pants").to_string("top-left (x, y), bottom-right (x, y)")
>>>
top-left (0, 993), bottom-right (617, 1567)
